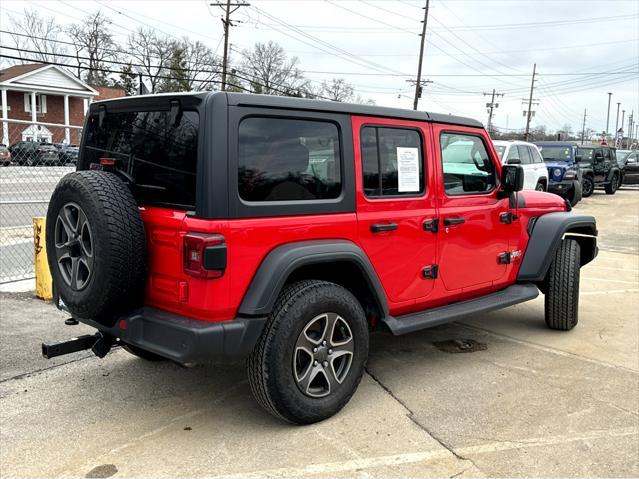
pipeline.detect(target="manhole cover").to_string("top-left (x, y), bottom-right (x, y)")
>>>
top-left (433, 339), bottom-right (487, 354)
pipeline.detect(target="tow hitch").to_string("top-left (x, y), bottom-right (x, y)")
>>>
top-left (42, 331), bottom-right (115, 359)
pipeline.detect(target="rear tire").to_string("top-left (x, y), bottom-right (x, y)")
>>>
top-left (535, 181), bottom-right (546, 192)
top-left (605, 173), bottom-right (618, 194)
top-left (544, 239), bottom-right (581, 331)
top-left (247, 280), bottom-right (368, 424)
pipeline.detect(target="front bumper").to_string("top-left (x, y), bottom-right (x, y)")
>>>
top-left (547, 180), bottom-right (575, 195)
top-left (82, 308), bottom-right (266, 364)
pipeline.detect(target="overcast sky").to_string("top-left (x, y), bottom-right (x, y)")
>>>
top-left (1, 0), bottom-right (638, 136)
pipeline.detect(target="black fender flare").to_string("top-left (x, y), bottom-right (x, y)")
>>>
top-left (518, 212), bottom-right (597, 282)
top-left (606, 166), bottom-right (620, 182)
top-left (238, 240), bottom-right (389, 318)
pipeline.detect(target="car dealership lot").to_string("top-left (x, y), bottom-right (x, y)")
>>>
top-left (1, 190), bottom-right (637, 478)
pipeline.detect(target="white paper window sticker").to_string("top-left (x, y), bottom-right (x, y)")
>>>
top-left (396, 147), bottom-right (420, 192)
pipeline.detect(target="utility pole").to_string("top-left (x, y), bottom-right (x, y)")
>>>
top-left (211, 1), bottom-right (249, 91)
top-left (524, 63), bottom-right (537, 141)
top-left (483, 89), bottom-right (504, 136)
top-left (628, 112), bottom-right (634, 149)
top-left (614, 102), bottom-right (621, 134)
top-left (605, 92), bottom-right (612, 136)
top-left (413, 0), bottom-right (430, 110)
top-left (581, 109), bottom-right (587, 145)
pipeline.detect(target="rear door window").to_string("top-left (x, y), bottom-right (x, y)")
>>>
top-left (83, 110), bottom-right (199, 209)
top-left (238, 117), bottom-right (341, 202)
top-left (360, 126), bottom-right (424, 197)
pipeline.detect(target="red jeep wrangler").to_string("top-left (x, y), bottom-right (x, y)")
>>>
top-left (44, 93), bottom-right (597, 424)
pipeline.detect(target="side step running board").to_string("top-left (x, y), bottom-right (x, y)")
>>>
top-left (382, 283), bottom-right (539, 336)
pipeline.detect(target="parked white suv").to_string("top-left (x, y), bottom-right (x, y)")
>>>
top-left (493, 140), bottom-right (548, 191)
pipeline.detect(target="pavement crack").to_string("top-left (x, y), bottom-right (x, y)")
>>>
top-left (0, 354), bottom-right (93, 384)
top-left (365, 367), bottom-right (481, 470)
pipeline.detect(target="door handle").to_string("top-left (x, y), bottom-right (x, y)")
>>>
top-left (370, 223), bottom-right (398, 233)
top-left (443, 217), bottom-right (465, 226)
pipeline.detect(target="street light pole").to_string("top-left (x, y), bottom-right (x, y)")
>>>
top-left (614, 102), bottom-right (621, 134)
top-left (605, 92), bottom-right (612, 136)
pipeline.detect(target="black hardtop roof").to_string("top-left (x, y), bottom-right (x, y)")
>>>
top-left (91, 91), bottom-right (483, 128)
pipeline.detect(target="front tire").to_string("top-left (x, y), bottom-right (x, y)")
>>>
top-left (248, 280), bottom-right (369, 424)
top-left (544, 239), bottom-right (581, 331)
top-left (581, 175), bottom-right (594, 197)
top-left (605, 173), bottom-right (618, 195)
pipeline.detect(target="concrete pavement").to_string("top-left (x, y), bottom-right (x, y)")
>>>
top-left (0, 189), bottom-right (637, 478)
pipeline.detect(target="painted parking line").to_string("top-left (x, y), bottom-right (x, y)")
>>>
top-left (582, 277), bottom-right (639, 285)
top-left (580, 289), bottom-right (639, 295)
top-left (209, 427), bottom-right (638, 478)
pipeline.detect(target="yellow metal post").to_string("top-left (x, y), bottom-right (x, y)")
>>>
top-left (33, 217), bottom-right (52, 300)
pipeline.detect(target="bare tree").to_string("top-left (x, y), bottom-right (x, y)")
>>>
top-left (7, 9), bottom-right (68, 64)
top-left (67, 11), bottom-right (118, 85)
top-left (239, 41), bottom-right (308, 96)
top-left (320, 78), bottom-right (354, 102)
top-left (178, 38), bottom-right (221, 91)
top-left (127, 27), bottom-right (172, 94)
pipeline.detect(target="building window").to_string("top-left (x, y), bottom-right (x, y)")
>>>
top-left (23, 94), bottom-right (47, 114)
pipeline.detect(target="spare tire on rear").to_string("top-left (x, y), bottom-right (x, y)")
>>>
top-left (46, 171), bottom-right (146, 326)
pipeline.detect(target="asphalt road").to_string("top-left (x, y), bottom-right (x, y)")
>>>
top-left (1, 189), bottom-right (638, 477)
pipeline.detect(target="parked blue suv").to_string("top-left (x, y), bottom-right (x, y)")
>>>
top-left (535, 142), bottom-right (588, 206)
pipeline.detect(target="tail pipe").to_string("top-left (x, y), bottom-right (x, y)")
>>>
top-left (42, 332), bottom-right (114, 359)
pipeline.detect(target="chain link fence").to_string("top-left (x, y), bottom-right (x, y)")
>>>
top-left (1, 119), bottom-right (82, 283)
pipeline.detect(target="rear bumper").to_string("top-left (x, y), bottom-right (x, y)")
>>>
top-left (82, 308), bottom-right (266, 364)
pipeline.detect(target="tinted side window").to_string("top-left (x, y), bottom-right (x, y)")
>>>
top-left (440, 133), bottom-right (496, 195)
top-left (506, 146), bottom-right (520, 162)
top-left (238, 117), bottom-right (341, 202)
top-left (84, 110), bottom-right (199, 209)
top-left (518, 145), bottom-right (532, 164)
top-left (531, 146), bottom-right (544, 163)
top-left (361, 126), bottom-right (424, 197)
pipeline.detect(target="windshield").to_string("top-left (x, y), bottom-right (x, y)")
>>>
top-left (494, 145), bottom-right (506, 160)
top-left (577, 148), bottom-right (594, 161)
top-left (539, 146), bottom-right (573, 162)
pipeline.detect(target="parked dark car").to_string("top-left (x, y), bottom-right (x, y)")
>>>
top-left (534, 142), bottom-right (585, 205)
top-left (0, 144), bottom-right (11, 166)
top-left (54, 143), bottom-right (79, 165)
top-left (574, 145), bottom-right (623, 195)
top-left (621, 150), bottom-right (639, 185)
top-left (9, 141), bottom-right (60, 166)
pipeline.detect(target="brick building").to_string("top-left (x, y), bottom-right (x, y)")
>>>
top-left (0, 63), bottom-right (101, 145)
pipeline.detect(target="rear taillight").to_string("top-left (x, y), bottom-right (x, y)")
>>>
top-left (183, 233), bottom-right (226, 279)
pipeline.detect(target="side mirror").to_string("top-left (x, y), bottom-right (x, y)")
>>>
top-left (507, 158), bottom-right (521, 165)
top-left (575, 155), bottom-right (582, 163)
top-left (501, 165), bottom-right (524, 193)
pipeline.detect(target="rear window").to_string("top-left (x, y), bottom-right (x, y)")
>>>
top-left (83, 109), bottom-right (199, 209)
